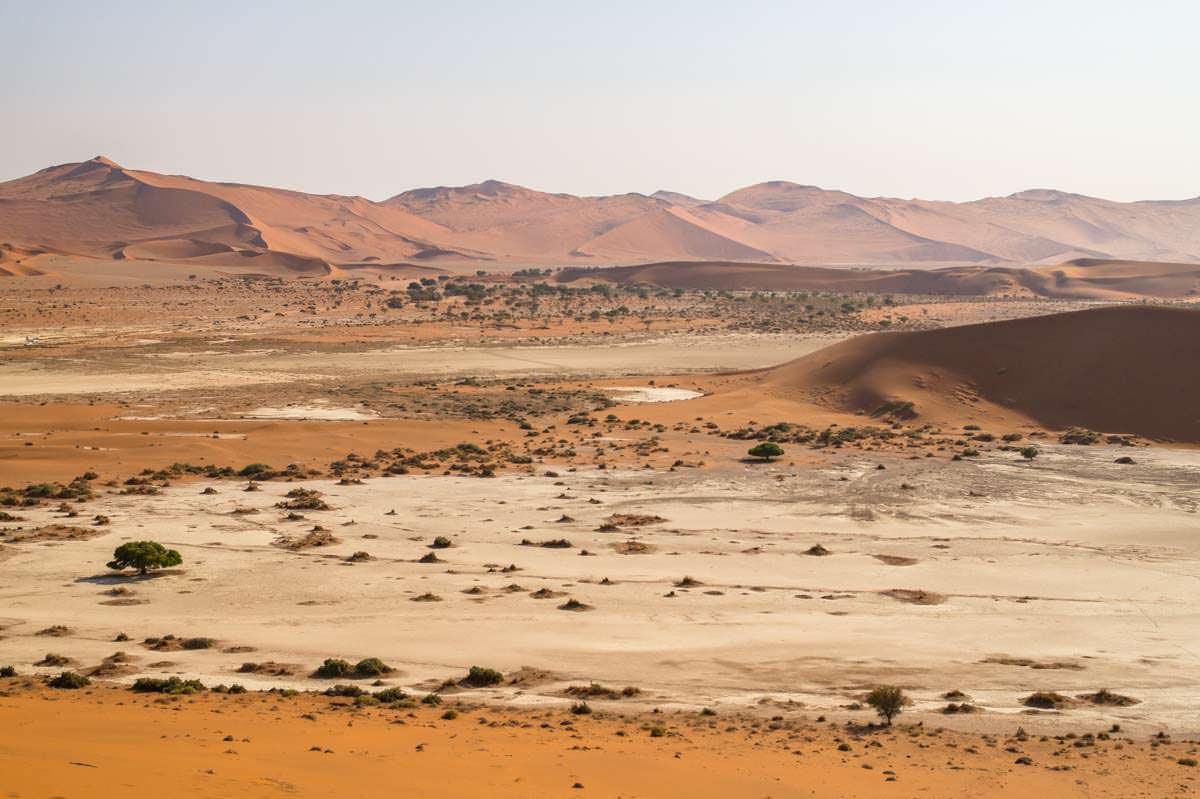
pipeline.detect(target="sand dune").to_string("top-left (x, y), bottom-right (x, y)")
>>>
top-left (754, 305), bottom-right (1200, 441)
top-left (558, 258), bottom-right (1200, 299)
top-left (4, 158), bottom-right (1200, 273)
top-left (0, 157), bottom-right (475, 275)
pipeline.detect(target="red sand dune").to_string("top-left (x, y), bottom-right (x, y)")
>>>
top-left (3, 158), bottom-right (1200, 273)
top-left (754, 305), bottom-right (1200, 441)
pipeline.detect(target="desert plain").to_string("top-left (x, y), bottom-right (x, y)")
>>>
top-left (2, 158), bottom-right (1200, 797)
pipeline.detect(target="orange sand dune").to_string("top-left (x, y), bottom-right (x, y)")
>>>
top-left (558, 258), bottom-right (1200, 299)
top-left (5, 159), bottom-right (1200, 272)
top-left (0, 157), bottom-right (478, 275)
top-left (752, 305), bottom-right (1200, 441)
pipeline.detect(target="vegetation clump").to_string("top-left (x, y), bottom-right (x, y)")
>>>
top-left (313, 657), bottom-right (394, 679)
top-left (748, 442), bottom-right (784, 461)
top-left (1060, 428), bottom-right (1100, 445)
top-left (1023, 691), bottom-right (1073, 709)
top-left (47, 671), bottom-right (90, 689)
top-left (865, 685), bottom-right (907, 725)
top-left (107, 541), bottom-right (182, 575)
top-left (132, 676), bottom-right (205, 694)
top-left (462, 666), bottom-right (503, 687)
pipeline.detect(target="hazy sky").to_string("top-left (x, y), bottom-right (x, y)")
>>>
top-left (2, 1), bottom-right (1196, 202)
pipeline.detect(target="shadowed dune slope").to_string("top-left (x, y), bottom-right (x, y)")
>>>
top-left (756, 305), bottom-right (1200, 441)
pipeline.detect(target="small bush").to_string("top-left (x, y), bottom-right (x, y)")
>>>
top-left (570, 701), bottom-right (593, 715)
top-left (1023, 691), bottom-right (1071, 709)
top-left (323, 684), bottom-right (365, 698)
top-left (865, 685), bottom-right (907, 725)
top-left (314, 658), bottom-right (352, 679)
top-left (354, 657), bottom-right (394, 677)
top-left (132, 676), bottom-right (205, 694)
top-left (0, 665), bottom-right (16, 677)
top-left (748, 442), bottom-right (784, 461)
top-left (1060, 428), bottom-right (1100, 445)
top-left (48, 671), bottom-right (90, 689)
top-left (463, 666), bottom-right (503, 687)
top-left (374, 687), bottom-right (408, 703)
top-left (431, 536), bottom-right (452, 549)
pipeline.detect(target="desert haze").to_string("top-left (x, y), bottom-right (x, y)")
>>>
top-left (4, 156), bottom-right (1200, 276)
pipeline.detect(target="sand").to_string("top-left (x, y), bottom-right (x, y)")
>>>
top-left (2, 446), bottom-right (1197, 734)
top-left (2, 684), bottom-right (1195, 799)
top-left (753, 305), bottom-right (1200, 442)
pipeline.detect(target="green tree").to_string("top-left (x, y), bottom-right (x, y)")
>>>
top-left (1019, 446), bottom-right (1038, 460)
top-left (865, 685), bottom-right (906, 725)
top-left (748, 442), bottom-right (784, 461)
top-left (107, 541), bottom-right (182, 575)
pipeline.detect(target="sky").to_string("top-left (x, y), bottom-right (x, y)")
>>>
top-left (2, 0), bottom-right (1196, 202)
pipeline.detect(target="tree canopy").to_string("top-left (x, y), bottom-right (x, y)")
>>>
top-left (107, 541), bottom-right (182, 575)
top-left (748, 442), bottom-right (784, 461)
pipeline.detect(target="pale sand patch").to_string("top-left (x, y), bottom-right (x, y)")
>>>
top-left (0, 369), bottom-right (321, 397)
top-left (243, 405), bottom-right (378, 421)
top-left (1, 445), bottom-right (1196, 733)
top-left (607, 386), bottom-right (704, 403)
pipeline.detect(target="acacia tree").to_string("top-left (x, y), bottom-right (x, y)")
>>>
top-left (865, 685), bottom-right (907, 725)
top-left (107, 541), bottom-right (182, 575)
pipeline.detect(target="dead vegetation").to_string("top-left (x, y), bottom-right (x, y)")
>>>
top-left (881, 589), bottom-right (946, 605)
top-left (273, 528), bottom-right (340, 550)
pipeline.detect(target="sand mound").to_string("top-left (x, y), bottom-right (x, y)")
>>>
top-left (756, 305), bottom-right (1200, 441)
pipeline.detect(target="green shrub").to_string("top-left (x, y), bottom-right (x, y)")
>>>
top-left (0, 665), bottom-right (16, 678)
top-left (748, 442), bottom-right (784, 461)
top-left (314, 658), bottom-right (352, 679)
top-left (865, 685), bottom-right (906, 725)
top-left (1060, 428), bottom-right (1100, 445)
top-left (323, 684), bottom-right (365, 697)
top-left (374, 687), bottom-right (408, 703)
top-left (48, 671), bottom-right (90, 689)
top-left (463, 666), bottom-right (503, 687)
top-left (132, 676), bottom-right (205, 694)
top-left (353, 657), bottom-right (394, 677)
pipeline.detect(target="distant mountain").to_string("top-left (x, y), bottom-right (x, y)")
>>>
top-left (2, 157), bottom-right (1198, 273)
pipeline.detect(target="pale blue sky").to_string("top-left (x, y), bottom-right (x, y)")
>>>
top-left (2, 1), bottom-right (1196, 201)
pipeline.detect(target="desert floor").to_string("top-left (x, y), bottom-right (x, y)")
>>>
top-left (3, 446), bottom-right (1197, 736)
top-left (2, 271), bottom-right (1198, 797)
top-left (1, 683), bottom-right (1197, 798)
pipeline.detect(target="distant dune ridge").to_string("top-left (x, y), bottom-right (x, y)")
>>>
top-left (3, 157), bottom-right (1200, 276)
top-left (557, 259), bottom-right (1200, 299)
top-left (753, 305), bottom-right (1200, 441)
